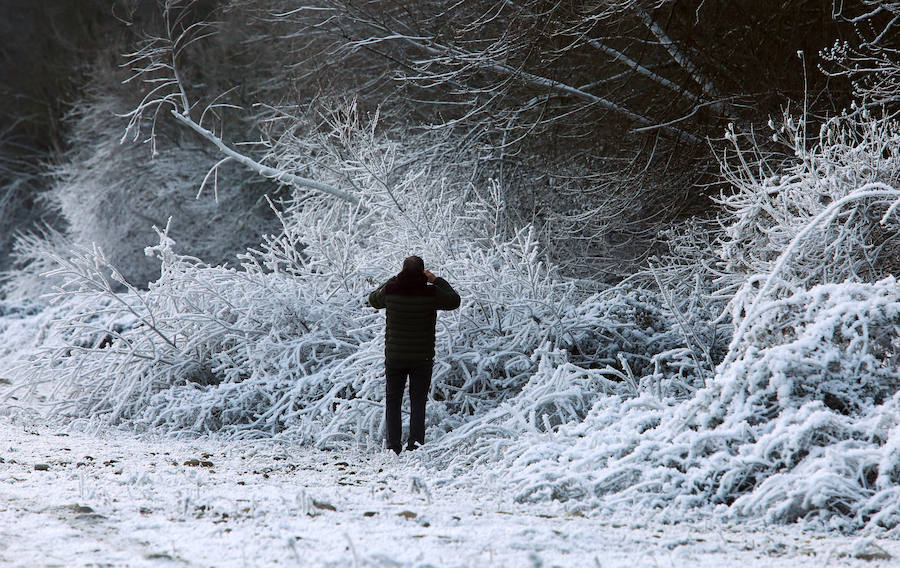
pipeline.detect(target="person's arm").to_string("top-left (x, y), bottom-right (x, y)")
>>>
top-left (432, 277), bottom-right (461, 311)
top-left (368, 281), bottom-right (388, 309)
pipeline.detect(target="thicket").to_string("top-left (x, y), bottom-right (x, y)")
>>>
top-left (0, 0), bottom-right (859, 282)
top-left (426, 112), bottom-right (900, 532)
top-left (1, 0), bottom-right (899, 533)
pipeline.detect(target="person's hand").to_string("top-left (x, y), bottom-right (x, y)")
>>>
top-left (423, 269), bottom-right (436, 283)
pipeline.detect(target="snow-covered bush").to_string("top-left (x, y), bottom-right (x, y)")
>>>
top-left (718, 112), bottom-right (900, 290)
top-left (0, 110), bottom-right (562, 440)
top-left (717, 112), bottom-right (900, 368)
top-left (1, 99), bottom-right (726, 454)
top-left (477, 277), bottom-right (900, 531)
top-left (0, 223), bottom-right (73, 301)
top-left (421, 113), bottom-right (900, 530)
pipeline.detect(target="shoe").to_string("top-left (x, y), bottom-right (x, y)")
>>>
top-left (386, 446), bottom-right (401, 455)
top-left (405, 441), bottom-right (422, 452)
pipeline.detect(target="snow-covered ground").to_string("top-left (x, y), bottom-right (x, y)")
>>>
top-left (0, 418), bottom-right (895, 567)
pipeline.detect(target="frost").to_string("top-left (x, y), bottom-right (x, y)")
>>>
top-left (476, 278), bottom-right (900, 532)
top-left (2, 106), bottom-right (900, 535)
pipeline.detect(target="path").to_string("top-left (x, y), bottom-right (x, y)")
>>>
top-left (0, 418), bottom-right (894, 567)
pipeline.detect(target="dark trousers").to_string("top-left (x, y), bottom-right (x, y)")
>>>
top-left (384, 360), bottom-right (433, 452)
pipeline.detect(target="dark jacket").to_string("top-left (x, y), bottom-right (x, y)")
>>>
top-left (369, 274), bottom-right (461, 362)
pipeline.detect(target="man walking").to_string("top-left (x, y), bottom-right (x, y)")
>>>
top-left (368, 256), bottom-right (461, 454)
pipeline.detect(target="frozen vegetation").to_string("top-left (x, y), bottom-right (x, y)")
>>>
top-left (2, 108), bottom-right (900, 540)
top-left (1, 1), bottom-right (900, 565)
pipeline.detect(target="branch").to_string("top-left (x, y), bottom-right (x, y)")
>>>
top-left (169, 110), bottom-right (360, 205)
top-left (586, 39), bottom-right (705, 106)
top-left (636, 8), bottom-right (729, 118)
top-left (394, 34), bottom-right (705, 144)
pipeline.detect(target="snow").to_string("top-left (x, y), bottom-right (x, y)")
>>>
top-left (1, 417), bottom-right (895, 568)
top-left (1, 106), bottom-right (899, 565)
top-left (2, 179), bottom-right (900, 539)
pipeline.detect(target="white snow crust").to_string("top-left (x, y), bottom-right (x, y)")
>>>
top-left (0, 418), bottom-right (895, 567)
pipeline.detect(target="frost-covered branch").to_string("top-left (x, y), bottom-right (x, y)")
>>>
top-left (169, 110), bottom-right (359, 204)
top-left (586, 39), bottom-right (705, 106)
top-left (822, 2), bottom-right (900, 112)
top-left (635, 8), bottom-right (719, 102)
top-left (724, 183), bottom-right (900, 369)
top-left (122, 0), bottom-right (358, 205)
top-left (339, 9), bottom-right (703, 143)
top-left (635, 7), bottom-right (731, 120)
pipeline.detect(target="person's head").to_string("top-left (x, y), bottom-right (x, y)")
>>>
top-left (400, 255), bottom-right (425, 277)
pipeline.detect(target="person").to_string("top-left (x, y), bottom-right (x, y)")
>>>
top-left (368, 256), bottom-right (460, 454)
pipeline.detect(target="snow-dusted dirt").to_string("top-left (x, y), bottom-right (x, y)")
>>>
top-left (0, 419), bottom-right (896, 567)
